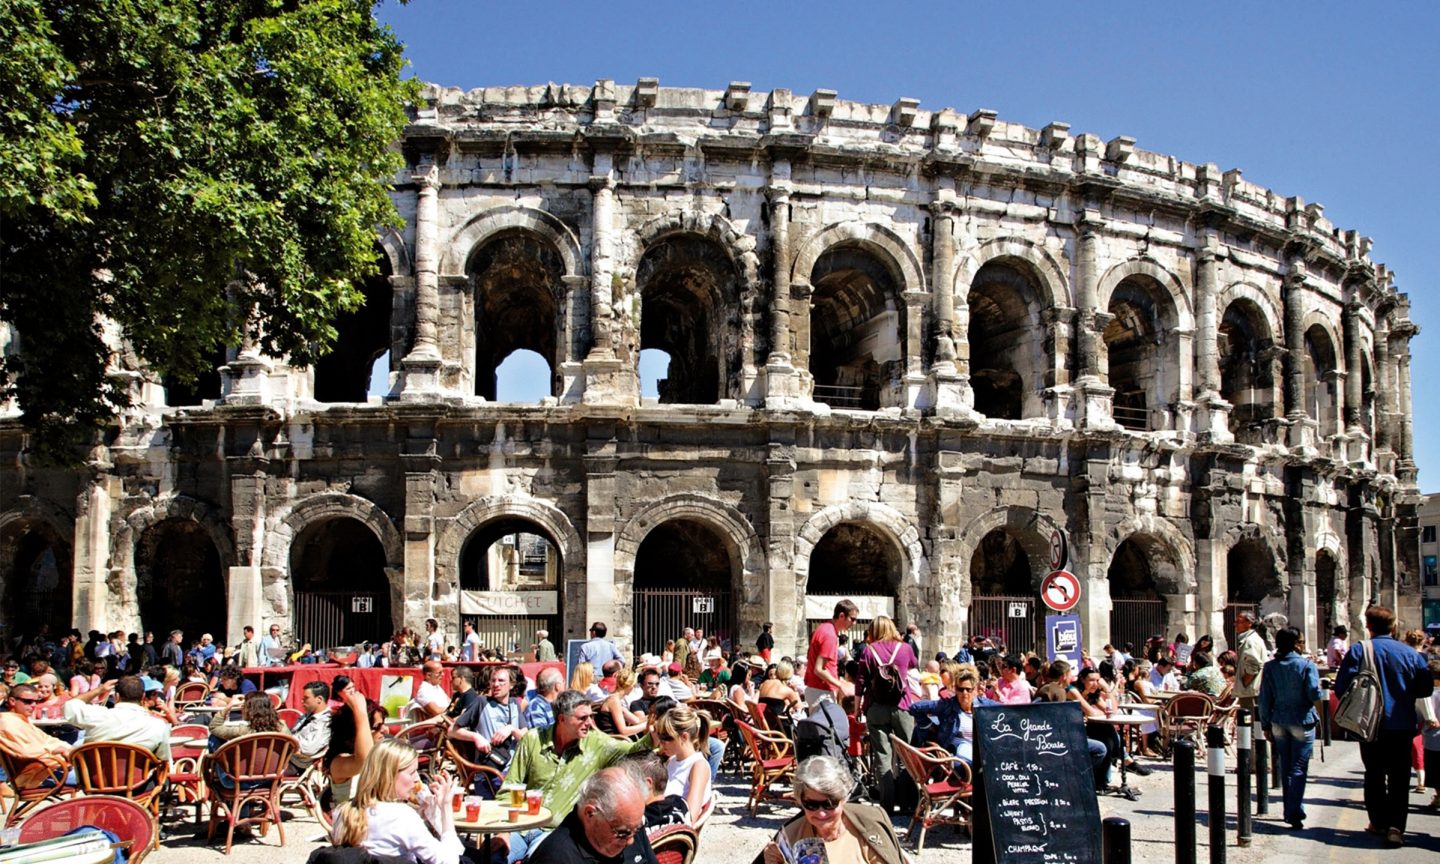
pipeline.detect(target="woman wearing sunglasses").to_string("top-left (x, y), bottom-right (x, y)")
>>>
top-left (761, 755), bottom-right (906, 864)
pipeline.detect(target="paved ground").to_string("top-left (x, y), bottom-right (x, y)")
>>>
top-left (146, 738), bottom-right (1440, 863)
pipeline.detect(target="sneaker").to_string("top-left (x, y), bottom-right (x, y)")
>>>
top-left (1385, 828), bottom-right (1404, 847)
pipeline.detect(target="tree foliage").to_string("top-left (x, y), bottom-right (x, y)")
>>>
top-left (0, 0), bottom-right (419, 461)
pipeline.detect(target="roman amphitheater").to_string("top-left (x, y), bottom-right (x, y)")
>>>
top-left (0, 80), bottom-right (1422, 659)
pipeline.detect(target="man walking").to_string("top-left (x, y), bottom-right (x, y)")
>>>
top-left (1233, 610), bottom-right (1266, 710)
top-left (578, 622), bottom-right (623, 677)
top-left (160, 630), bottom-right (184, 668)
top-left (1334, 605), bottom-right (1433, 847)
top-left (236, 626), bottom-right (261, 669)
top-left (259, 624), bottom-right (284, 666)
top-left (804, 599), bottom-right (858, 708)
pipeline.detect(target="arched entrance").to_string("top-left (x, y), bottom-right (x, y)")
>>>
top-left (0, 518), bottom-right (72, 639)
top-left (808, 245), bottom-right (902, 409)
top-left (135, 519), bottom-right (225, 641)
top-left (632, 520), bottom-right (736, 655)
top-left (458, 519), bottom-right (562, 656)
top-left (314, 254), bottom-right (393, 403)
top-left (805, 523), bottom-right (902, 645)
top-left (1225, 536), bottom-right (1281, 648)
top-left (1104, 276), bottom-right (1177, 432)
top-left (968, 529), bottom-right (1042, 654)
top-left (1107, 534), bottom-right (1179, 652)
top-left (1303, 324), bottom-right (1339, 437)
top-left (290, 517), bottom-right (393, 648)
top-left (1315, 549), bottom-right (1340, 642)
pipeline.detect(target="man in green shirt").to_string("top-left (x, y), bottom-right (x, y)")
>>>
top-left (696, 648), bottom-right (731, 695)
top-left (501, 689), bottom-right (652, 862)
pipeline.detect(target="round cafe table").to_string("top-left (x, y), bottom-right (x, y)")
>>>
top-left (1093, 713), bottom-right (1150, 797)
top-left (454, 798), bottom-right (552, 856)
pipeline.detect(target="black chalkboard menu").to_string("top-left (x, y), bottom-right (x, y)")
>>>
top-left (972, 701), bottom-right (1101, 864)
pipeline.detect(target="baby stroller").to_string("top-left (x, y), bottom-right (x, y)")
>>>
top-left (794, 701), bottom-right (870, 801)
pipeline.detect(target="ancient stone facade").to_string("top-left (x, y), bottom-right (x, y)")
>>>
top-left (0, 80), bottom-right (1423, 659)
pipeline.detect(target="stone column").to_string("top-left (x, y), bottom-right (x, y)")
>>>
top-left (764, 172), bottom-right (800, 407)
top-left (765, 441), bottom-right (798, 652)
top-left (1343, 301), bottom-right (1364, 432)
top-left (227, 473), bottom-right (267, 645)
top-left (1397, 342), bottom-right (1415, 468)
top-left (926, 191), bottom-right (973, 418)
top-left (399, 160), bottom-right (445, 398)
top-left (71, 463), bottom-right (116, 632)
top-left (902, 290), bottom-right (927, 409)
top-left (1193, 237), bottom-right (1233, 441)
top-left (1282, 261), bottom-right (1314, 451)
top-left (582, 158), bottom-right (635, 404)
top-left (1074, 217), bottom-right (1116, 429)
top-left (1373, 312), bottom-right (1393, 457)
top-left (583, 444), bottom-right (620, 652)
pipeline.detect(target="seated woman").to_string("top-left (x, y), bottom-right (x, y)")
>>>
top-left (1126, 661), bottom-right (1162, 757)
top-left (761, 755), bottom-right (906, 864)
top-left (330, 738), bottom-right (472, 864)
top-left (324, 683), bottom-right (385, 812)
top-left (757, 659), bottom-right (802, 730)
top-left (596, 668), bottom-right (647, 738)
top-left (569, 663), bottom-right (605, 702)
top-left (906, 669), bottom-right (980, 763)
top-left (209, 691), bottom-right (285, 750)
top-left (656, 704), bottom-right (713, 824)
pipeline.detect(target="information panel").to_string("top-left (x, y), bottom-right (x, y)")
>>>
top-left (972, 701), bottom-right (1100, 864)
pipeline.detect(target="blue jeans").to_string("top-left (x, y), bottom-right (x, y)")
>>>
top-left (706, 735), bottom-right (724, 776)
top-left (505, 827), bottom-right (547, 864)
top-left (1270, 723), bottom-right (1314, 824)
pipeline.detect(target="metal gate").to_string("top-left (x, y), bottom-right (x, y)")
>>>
top-left (1224, 603), bottom-right (1257, 651)
top-left (295, 591), bottom-right (386, 650)
top-left (460, 615), bottom-right (557, 658)
top-left (633, 588), bottom-right (733, 657)
top-left (1109, 598), bottom-right (1165, 653)
top-left (968, 595), bottom-right (1043, 655)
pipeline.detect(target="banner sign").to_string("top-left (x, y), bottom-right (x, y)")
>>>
top-left (803, 594), bottom-right (895, 621)
top-left (1046, 614), bottom-right (1083, 666)
top-left (459, 590), bottom-right (558, 616)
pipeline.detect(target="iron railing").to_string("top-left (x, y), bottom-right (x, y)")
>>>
top-left (813, 384), bottom-right (872, 410)
top-left (1111, 404), bottom-right (1150, 431)
top-left (968, 595), bottom-right (1044, 655)
top-left (294, 590), bottom-right (389, 650)
top-left (459, 615), bottom-right (556, 658)
top-left (633, 588), bottom-right (734, 657)
top-left (1109, 598), bottom-right (1165, 653)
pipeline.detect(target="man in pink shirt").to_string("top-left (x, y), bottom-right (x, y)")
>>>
top-left (804, 599), bottom-right (858, 708)
top-left (992, 656), bottom-right (1034, 704)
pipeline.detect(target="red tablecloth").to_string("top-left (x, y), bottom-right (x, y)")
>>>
top-left (244, 661), bottom-right (564, 710)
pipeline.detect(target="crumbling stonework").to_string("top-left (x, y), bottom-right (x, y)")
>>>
top-left (0, 80), bottom-right (1422, 658)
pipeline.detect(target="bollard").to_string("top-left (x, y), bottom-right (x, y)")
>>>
top-left (1103, 816), bottom-right (1132, 864)
top-left (1235, 710), bottom-right (1252, 846)
top-left (1253, 716), bottom-right (1268, 815)
top-left (1207, 725), bottom-right (1227, 864)
top-left (1319, 678), bottom-right (1331, 760)
top-left (1174, 738), bottom-right (1197, 864)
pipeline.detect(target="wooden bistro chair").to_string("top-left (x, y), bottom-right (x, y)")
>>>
top-left (0, 747), bottom-right (73, 828)
top-left (70, 741), bottom-right (169, 817)
top-left (891, 734), bottom-right (972, 851)
top-left (442, 736), bottom-right (504, 797)
top-left (202, 731), bottom-right (297, 853)
top-left (649, 824), bottom-right (699, 864)
top-left (173, 681), bottom-right (211, 709)
top-left (1161, 693), bottom-right (1217, 757)
top-left (278, 756), bottom-right (332, 833)
top-left (735, 720), bottom-right (795, 817)
top-left (165, 722), bottom-right (211, 824)
top-left (278, 708), bottom-right (304, 730)
top-left (18, 795), bottom-right (158, 864)
top-left (396, 717), bottom-right (447, 773)
top-left (688, 698), bottom-right (738, 774)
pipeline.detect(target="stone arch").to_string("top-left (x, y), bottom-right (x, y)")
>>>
top-left (442, 205), bottom-right (584, 278)
top-left (0, 496), bottom-right (73, 543)
top-left (794, 502), bottom-right (927, 589)
top-left (0, 496), bottom-right (75, 637)
top-left (630, 209), bottom-right (761, 293)
top-left (952, 236), bottom-right (1069, 309)
top-left (113, 495), bottom-right (234, 580)
top-left (790, 221), bottom-right (926, 296)
top-left (1105, 518), bottom-right (1193, 651)
top-left (1097, 257), bottom-right (1194, 331)
top-left (955, 506), bottom-right (1065, 603)
top-left (377, 229), bottom-right (411, 286)
top-left (1222, 521), bottom-right (1288, 625)
top-left (434, 495), bottom-right (584, 597)
top-left (1106, 516), bottom-right (1196, 593)
top-left (1217, 281), bottom-right (1283, 343)
top-left (263, 493), bottom-right (403, 572)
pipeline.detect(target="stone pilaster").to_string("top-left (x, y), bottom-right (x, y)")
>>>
top-left (71, 457), bottom-right (116, 632)
top-left (1193, 238), bottom-right (1233, 441)
top-left (926, 190), bottom-right (975, 419)
top-left (398, 160), bottom-right (445, 398)
top-left (764, 171), bottom-right (801, 407)
top-left (226, 473), bottom-right (266, 645)
top-left (582, 160), bottom-right (636, 404)
top-left (583, 440), bottom-right (620, 653)
top-left (1074, 217), bottom-right (1117, 430)
top-left (903, 290), bottom-right (927, 409)
top-left (764, 440), bottom-right (797, 652)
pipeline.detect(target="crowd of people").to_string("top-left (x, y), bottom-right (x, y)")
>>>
top-left (1, 603), bottom-right (1437, 861)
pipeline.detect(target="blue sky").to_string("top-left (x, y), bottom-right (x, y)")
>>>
top-left (374, 0), bottom-right (1440, 489)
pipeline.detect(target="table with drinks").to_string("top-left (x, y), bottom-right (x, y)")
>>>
top-left (452, 783), bottom-right (550, 850)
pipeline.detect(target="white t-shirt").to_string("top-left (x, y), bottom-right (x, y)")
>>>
top-left (357, 801), bottom-right (464, 864)
top-left (427, 631), bottom-right (444, 659)
top-left (664, 751), bottom-right (713, 816)
top-left (462, 632), bottom-right (483, 661)
top-left (407, 681), bottom-right (449, 717)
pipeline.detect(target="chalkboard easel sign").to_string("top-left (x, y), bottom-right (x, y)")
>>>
top-left (972, 701), bottom-right (1100, 864)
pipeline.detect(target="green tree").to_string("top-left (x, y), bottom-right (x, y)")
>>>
top-left (0, 0), bottom-right (419, 461)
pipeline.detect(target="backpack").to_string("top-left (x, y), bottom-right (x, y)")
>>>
top-left (1334, 639), bottom-right (1384, 742)
top-left (865, 642), bottom-right (906, 704)
top-left (795, 701), bottom-right (850, 762)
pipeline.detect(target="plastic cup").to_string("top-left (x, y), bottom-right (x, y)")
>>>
top-left (464, 799), bottom-right (481, 822)
top-left (507, 807), bottom-right (521, 823)
top-left (526, 789), bottom-right (542, 815)
top-left (502, 783), bottom-right (524, 808)
top-left (451, 791), bottom-right (463, 813)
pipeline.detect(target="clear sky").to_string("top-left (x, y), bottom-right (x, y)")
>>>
top-left (374, 0), bottom-right (1440, 489)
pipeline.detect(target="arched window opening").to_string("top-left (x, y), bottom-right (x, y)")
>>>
top-left (458, 519), bottom-right (561, 655)
top-left (1303, 324), bottom-right (1338, 435)
top-left (809, 246), bottom-right (900, 410)
top-left (807, 523), bottom-right (901, 644)
top-left (1218, 300), bottom-right (1279, 441)
top-left (1225, 537), bottom-right (1280, 647)
top-left (0, 519), bottom-right (72, 639)
top-left (1105, 278), bottom-right (1169, 432)
top-left (136, 519), bottom-right (225, 642)
top-left (1107, 535), bottom-right (1179, 652)
top-left (314, 258), bottom-right (393, 403)
top-left (639, 349), bottom-right (672, 401)
top-left (967, 260), bottom-right (1045, 420)
top-left (634, 520), bottom-right (736, 653)
top-left (636, 235), bottom-right (738, 405)
top-left (1315, 550), bottom-right (1339, 642)
top-left (472, 232), bottom-right (562, 401)
top-left (968, 528), bottom-right (1041, 653)
top-left (164, 348), bottom-right (226, 407)
top-left (494, 350), bottom-right (553, 403)
top-left (290, 517), bottom-right (392, 648)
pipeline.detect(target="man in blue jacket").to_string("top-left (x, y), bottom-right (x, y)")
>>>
top-left (1334, 605), bottom-right (1434, 848)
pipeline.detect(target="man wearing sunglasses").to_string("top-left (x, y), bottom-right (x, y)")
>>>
top-left (0, 683), bottom-right (71, 790)
top-left (527, 767), bottom-right (657, 864)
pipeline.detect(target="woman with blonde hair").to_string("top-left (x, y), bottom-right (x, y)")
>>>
top-left (569, 662), bottom-right (604, 701)
top-left (655, 704), bottom-right (714, 823)
top-left (331, 738), bottom-right (468, 863)
top-left (597, 667), bottom-right (647, 737)
top-left (857, 615), bottom-right (918, 811)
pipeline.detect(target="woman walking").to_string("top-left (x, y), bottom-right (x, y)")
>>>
top-left (856, 616), bottom-right (917, 812)
top-left (1257, 626), bottom-right (1322, 829)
